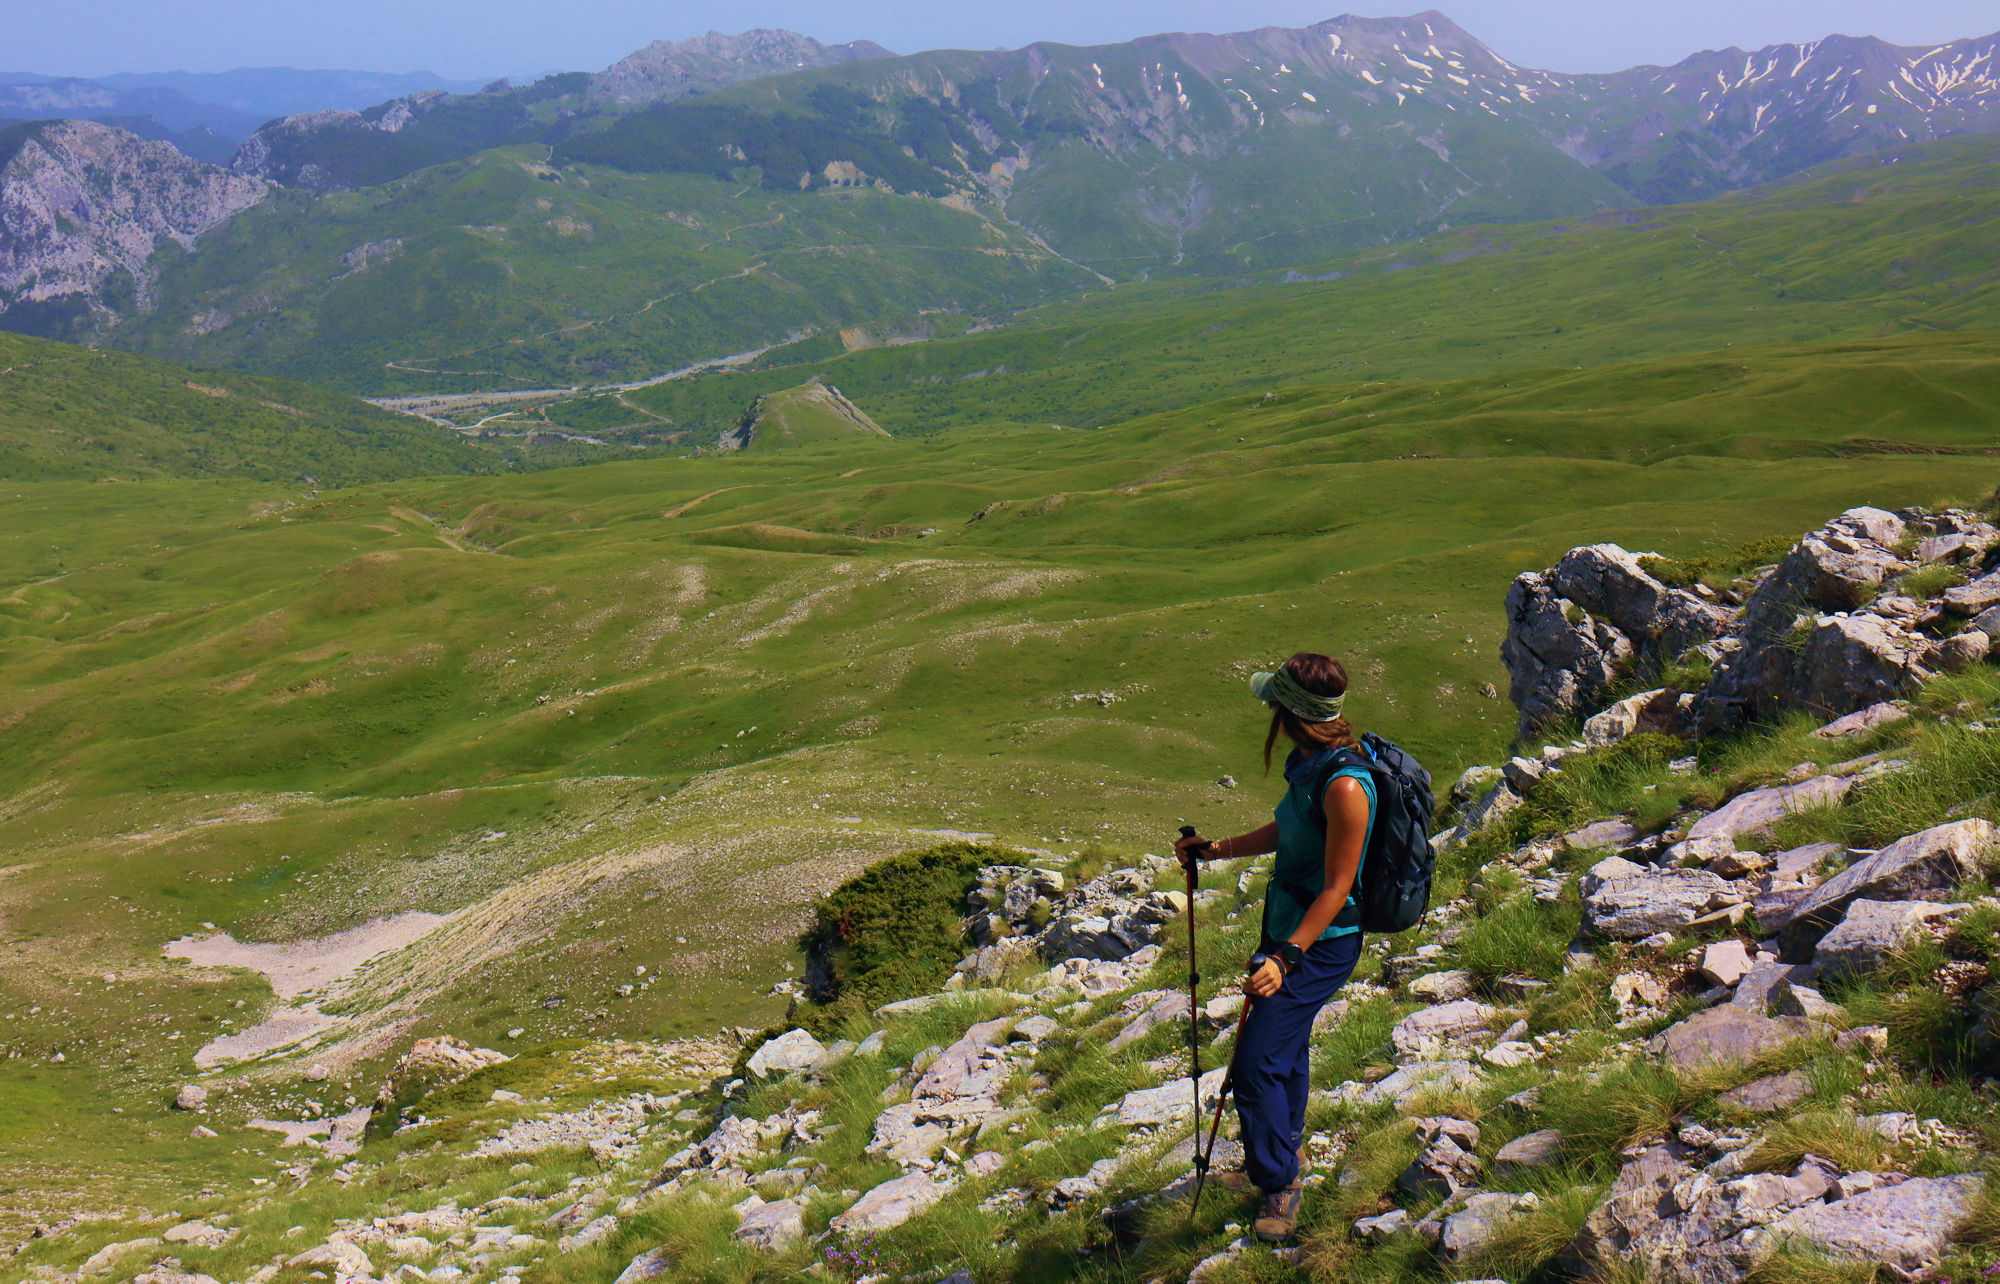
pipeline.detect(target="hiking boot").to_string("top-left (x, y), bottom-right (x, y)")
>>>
top-left (1252, 1184), bottom-right (1302, 1242)
top-left (1214, 1146), bottom-right (1306, 1193)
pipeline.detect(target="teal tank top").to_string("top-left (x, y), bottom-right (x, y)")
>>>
top-left (1263, 745), bottom-right (1376, 944)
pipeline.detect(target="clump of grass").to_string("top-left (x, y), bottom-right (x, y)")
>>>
top-left (1514, 734), bottom-right (1708, 841)
top-left (1533, 1062), bottom-right (1690, 1162)
top-left (796, 842), bottom-right (1010, 1029)
top-left (1311, 995), bottom-right (1399, 1089)
top-left (1298, 1229), bottom-right (1436, 1284)
top-left (1837, 723), bottom-right (2000, 846)
top-left (1467, 1175), bottom-right (1605, 1280)
top-left (1460, 891), bottom-right (1578, 985)
top-left (1638, 534), bottom-right (1795, 593)
top-left (1743, 1242), bottom-right (1882, 1284)
top-left (1586, 1256), bottom-right (1662, 1284)
top-left (1745, 1109), bottom-right (1890, 1175)
top-left (1314, 1117), bottom-right (1422, 1227)
top-left (1528, 962), bottom-right (1617, 1037)
top-left (1899, 563), bottom-right (1968, 601)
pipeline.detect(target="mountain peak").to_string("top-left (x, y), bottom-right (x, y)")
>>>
top-left (590, 28), bottom-right (895, 105)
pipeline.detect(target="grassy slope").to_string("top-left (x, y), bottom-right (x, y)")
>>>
top-left (113, 147), bottom-right (1100, 396)
top-left (628, 135), bottom-right (2000, 442)
top-left (1, 329), bottom-right (1994, 1227)
top-left (0, 332), bottom-right (485, 484)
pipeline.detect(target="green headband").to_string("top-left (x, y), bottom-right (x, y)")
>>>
top-left (1249, 668), bottom-right (1347, 723)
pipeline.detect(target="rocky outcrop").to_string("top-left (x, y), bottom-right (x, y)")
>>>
top-left (1504, 506), bottom-right (1997, 742)
top-left (228, 95), bottom-right (452, 190)
top-left (1693, 508), bottom-right (1993, 734)
top-left (1502, 543), bottom-right (1733, 736)
top-left (0, 119), bottom-right (267, 330)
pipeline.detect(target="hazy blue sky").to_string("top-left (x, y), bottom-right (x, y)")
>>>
top-left (11, 1), bottom-right (1997, 80)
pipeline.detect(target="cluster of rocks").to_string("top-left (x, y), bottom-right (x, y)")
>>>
top-left (1503, 506), bottom-right (1998, 739)
top-left (959, 857), bottom-right (1191, 979)
top-left (1574, 1133), bottom-right (1982, 1282)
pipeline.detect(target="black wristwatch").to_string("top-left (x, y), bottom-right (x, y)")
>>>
top-left (1277, 942), bottom-right (1305, 975)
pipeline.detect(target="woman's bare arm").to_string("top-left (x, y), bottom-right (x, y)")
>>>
top-left (1287, 776), bottom-right (1367, 946)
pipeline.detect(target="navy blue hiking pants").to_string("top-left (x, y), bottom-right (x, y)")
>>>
top-left (1234, 931), bottom-right (1363, 1192)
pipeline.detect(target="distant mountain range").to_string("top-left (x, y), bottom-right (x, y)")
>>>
top-left (3, 14), bottom-right (1999, 378)
top-left (0, 67), bottom-right (487, 162)
top-left (222, 14), bottom-right (2000, 248)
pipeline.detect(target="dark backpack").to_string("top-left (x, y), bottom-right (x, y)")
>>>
top-left (1277, 732), bottom-right (1438, 935)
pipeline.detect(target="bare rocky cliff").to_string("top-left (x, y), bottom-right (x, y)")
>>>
top-left (0, 119), bottom-right (268, 334)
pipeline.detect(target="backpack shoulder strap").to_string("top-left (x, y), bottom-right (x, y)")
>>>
top-left (1308, 744), bottom-right (1381, 829)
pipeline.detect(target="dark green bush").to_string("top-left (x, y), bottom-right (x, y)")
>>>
top-left (797, 842), bottom-right (1008, 1028)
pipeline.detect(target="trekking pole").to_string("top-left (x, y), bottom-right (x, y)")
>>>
top-left (1189, 981), bottom-right (1258, 1223)
top-left (1176, 826), bottom-right (1210, 1206)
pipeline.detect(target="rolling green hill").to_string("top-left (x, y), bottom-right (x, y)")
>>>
top-left (723, 379), bottom-right (890, 451)
top-left (0, 331), bottom-right (484, 483)
top-left (109, 147), bottom-right (1099, 396)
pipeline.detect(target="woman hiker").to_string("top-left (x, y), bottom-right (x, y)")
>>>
top-left (1175, 650), bottom-right (1374, 1244)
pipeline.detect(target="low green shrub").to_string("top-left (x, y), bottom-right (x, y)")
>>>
top-left (796, 842), bottom-right (1010, 1028)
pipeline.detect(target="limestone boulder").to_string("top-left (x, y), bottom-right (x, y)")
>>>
top-left (1407, 970), bottom-right (1473, 1003)
top-left (1649, 1005), bottom-right (1811, 1070)
top-left (1813, 701), bottom-right (1909, 738)
top-left (1813, 899), bottom-right (1971, 980)
top-left (1698, 939), bottom-right (1755, 988)
top-left (1584, 865), bottom-right (1736, 940)
top-left (1106, 993), bottom-right (1190, 1052)
top-left (1493, 1128), bottom-right (1564, 1174)
top-left (830, 1171), bottom-right (949, 1233)
top-left (746, 1029), bottom-right (827, 1079)
top-left (1685, 776), bottom-right (1853, 844)
top-left (1438, 1191), bottom-right (1535, 1262)
top-left (1561, 818), bottom-right (1641, 852)
top-left (1930, 629), bottom-right (1991, 672)
top-left (1325, 1059), bottom-right (1483, 1108)
top-left (1773, 1174), bottom-right (1983, 1277)
top-left (913, 1017), bottom-right (1015, 1100)
top-left (1112, 1067), bottom-right (1225, 1127)
top-left (1942, 571), bottom-right (2000, 617)
top-left (1583, 688), bottom-right (1685, 747)
top-left (1391, 1000), bottom-right (1502, 1057)
top-left (1397, 1117), bottom-right (1482, 1201)
top-left (1503, 544), bottom-right (1731, 736)
top-left (1716, 1071), bottom-right (1811, 1114)
top-left (733, 1196), bottom-right (805, 1250)
top-left (1782, 819), bottom-right (1995, 956)
top-left (613, 1247), bottom-right (677, 1284)
top-left (1728, 960), bottom-right (1808, 1015)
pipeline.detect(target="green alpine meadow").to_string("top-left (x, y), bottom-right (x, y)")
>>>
top-left (2, 9), bottom-right (2000, 1284)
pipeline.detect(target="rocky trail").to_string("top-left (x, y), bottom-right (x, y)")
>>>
top-left (10, 500), bottom-right (2000, 1284)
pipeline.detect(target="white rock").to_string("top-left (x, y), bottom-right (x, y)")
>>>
top-left (746, 1029), bottom-right (827, 1078)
